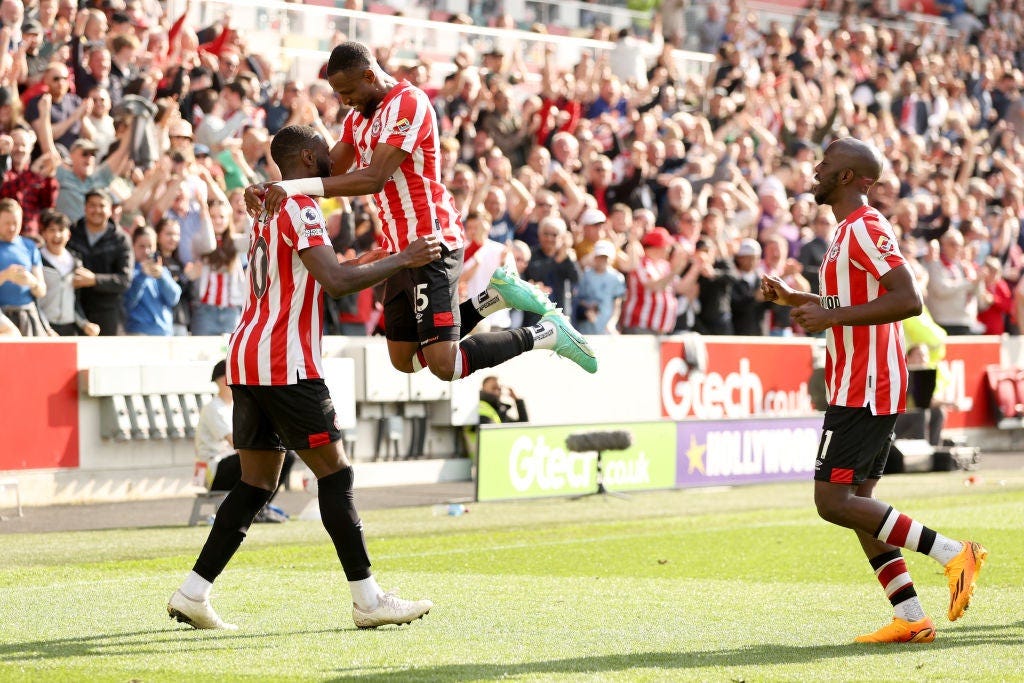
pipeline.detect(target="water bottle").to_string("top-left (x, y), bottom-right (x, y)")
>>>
top-left (431, 503), bottom-right (467, 516)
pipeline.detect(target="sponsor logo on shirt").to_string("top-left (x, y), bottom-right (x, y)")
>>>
top-left (394, 117), bottom-right (411, 134)
top-left (876, 235), bottom-right (895, 253)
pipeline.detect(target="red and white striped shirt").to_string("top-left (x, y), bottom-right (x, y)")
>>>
top-left (819, 204), bottom-right (909, 415)
top-left (197, 261), bottom-right (247, 307)
top-left (341, 80), bottom-right (464, 253)
top-left (225, 196), bottom-right (329, 386)
top-left (621, 255), bottom-right (677, 334)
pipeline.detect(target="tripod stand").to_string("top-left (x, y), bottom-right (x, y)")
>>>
top-left (565, 430), bottom-right (633, 501)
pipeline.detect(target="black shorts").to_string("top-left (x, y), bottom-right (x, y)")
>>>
top-left (231, 379), bottom-right (342, 452)
top-left (382, 245), bottom-right (462, 347)
top-left (814, 405), bottom-right (898, 485)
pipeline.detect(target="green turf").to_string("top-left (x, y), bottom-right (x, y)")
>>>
top-left (1, 469), bottom-right (1022, 682)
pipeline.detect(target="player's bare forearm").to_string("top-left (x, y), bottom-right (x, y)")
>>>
top-left (792, 265), bottom-right (922, 333)
top-left (322, 168), bottom-right (389, 197)
top-left (301, 236), bottom-right (440, 298)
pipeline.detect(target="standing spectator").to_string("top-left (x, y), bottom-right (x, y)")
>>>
top-left (0, 199), bottom-right (48, 336)
top-left (763, 234), bottom-right (811, 336)
top-left (977, 256), bottom-right (1013, 335)
top-left (0, 127), bottom-right (58, 236)
top-left (459, 211), bottom-right (512, 332)
top-left (123, 226), bottom-right (181, 336)
top-left (575, 240), bottom-right (626, 335)
top-left (694, 237), bottom-right (738, 335)
top-left (621, 227), bottom-right (690, 335)
top-left (154, 217), bottom-right (194, 336)
top-left (522, 216), bottom-right (581, 326)
top-left (799, 208), bottom-right (835, 296)
top-left (731, 238), bottom-right (768, 335)
top-left (54, 137), bottom-right (127, 224)
top-left (188, 200), bottom-right (246, 336)
top-left (67, 188), bottom-right (132, 335)
top-left (925, 229), bottom-right (982, 335)
top-left (25, 62), bottom-right (88, 151)
top-left (37, 209), bottom-right (99, 337)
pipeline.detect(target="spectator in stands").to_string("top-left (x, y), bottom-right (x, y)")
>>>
top-left (0, 309), bottom-right (18, 336)
top-left (195, 360), bottom-right (294, 524)
top-left (522, 216), bottom-right (580, 326)
top-left (0, 198), bottom-right (48, 336)
top-left (0, 86), bottom-right (26, 135)
top-left (925, 229), bottom-right (983, 335)
top-left (37, 209), bottom-right (99, 337)
top-left (460, 211), bottom-right (512, 332)
top-left (621, 227), bottom-right (690, 335)
top-left (731, 238), bottom-right (768, 336)
top-left (26, 62), bottom-right (87, 151)
top-left (188, 199), bottom-right (246, 336)
top-left (575, 239), bottom-right (626, 335)
top-left (123, 225), bottom-right (181, 336)
top-left (798, 208), bottom-right (835, 296)
top-left (762, 233), bottom-right (811, 336)
top-left (573, 208), bottom-right (608, 267)
top-left (977, 256), bottom-right (1014, 335)
top-left (54, 137), bottom-right (128, 224)
top-left (67, 188), bottom-right (132, 335)
top-left (0, 127), bottom-right (58, 236)
top-left (154, 217), bottom-right (193, 336)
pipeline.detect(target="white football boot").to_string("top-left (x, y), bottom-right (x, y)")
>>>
top-left (167, 589), bottom-right (238, 630)
top-left (352, 592), bottom-right (433, 629)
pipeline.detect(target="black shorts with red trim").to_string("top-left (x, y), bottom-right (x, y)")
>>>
top-left (230, 379), bottom-right (342, 452)
top-left (382, 245), bottom-right (462, 347)
top-left (814, 404), bottom-right (898, 485)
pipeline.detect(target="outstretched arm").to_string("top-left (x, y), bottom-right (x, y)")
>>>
top-left (299, 235), bottom-right (441, 298)
top-left (261, 142), bottom-right (408, 215)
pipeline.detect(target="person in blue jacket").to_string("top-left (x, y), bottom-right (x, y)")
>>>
top-left (124, 226), bottom-right (181, 336)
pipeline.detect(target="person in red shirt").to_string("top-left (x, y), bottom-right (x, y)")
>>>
top-left (977, 256), bottom-right (1013, 335)
top-left (762, 138), bottom-right (987, 644)
top-left (169, 125), bottom-right (440, 632)
top-left (252, 42), bottom-right (597, 379)
top-left (0, 127), bottom-right (59, 236)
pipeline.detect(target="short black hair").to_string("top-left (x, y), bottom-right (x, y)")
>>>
top-left (270, 125), bottom-right (323, 170)
top-left (85, 188), bottom-right (112, 205)
top-left (326, 41), bottom-right (373, 77)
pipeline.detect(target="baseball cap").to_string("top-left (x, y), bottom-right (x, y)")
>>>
top-left (193, 143), bottom-right (211, 157)
top-left (70, 138), bottom-right (99, 154)
top-left (640, 227), bottom-right (674, 249)
top-left (168, 120), bottom-right (194, 140)
top-left (210, 359), bottom-right (227, 382)
top-left (592, 240), bottom-right (616, 258)
top-left (579, 208), bottom-right (607, 227)
top-left (736, 238), bottom-right (762, 257)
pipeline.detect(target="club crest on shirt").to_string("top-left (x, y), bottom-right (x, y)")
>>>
top-left (371, 118), bottom-right (382, 137)
top-left (827, 242), bottom-right (842, 262)
top-left (876, 234), bottom-right (895, 253)
top-left (301, 206), bottom-right (320, 226)
top-left (394, 117), bottom-right (411, 134)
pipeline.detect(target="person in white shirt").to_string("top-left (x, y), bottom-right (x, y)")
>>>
top-left (195, 360), bottom-right (295, 522)
top-left (458, 211), bottom-right (513, 331)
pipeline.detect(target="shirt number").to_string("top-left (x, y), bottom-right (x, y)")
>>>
top-left (250, 235), bottom-right (270, 299)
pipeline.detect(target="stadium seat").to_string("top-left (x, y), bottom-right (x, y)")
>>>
top-left (189, 490), bottom-right (228, 526)
top-left (0, 478), bottom-right (23, 520)
top-left (985, 365), bottom-right (1024, 429)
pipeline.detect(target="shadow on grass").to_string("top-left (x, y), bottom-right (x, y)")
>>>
top-left (326, 624), bottom-right (1024, 682)
top-left (0, 626), bottom-right (343, 662)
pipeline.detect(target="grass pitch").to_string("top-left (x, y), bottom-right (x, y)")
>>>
top-left (1, 469), bottom-right (1023, 682)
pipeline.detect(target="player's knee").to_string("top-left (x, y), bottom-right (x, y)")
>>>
top-left (814, 492), bottom-right (848, 525)
top-left (391, 357), bottom-right (415, 373)
top-left (427, 358), bottom-right (454, 381)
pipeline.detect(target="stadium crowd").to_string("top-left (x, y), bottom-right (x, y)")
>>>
top-left (2, 0), bottom-right (1024, 340)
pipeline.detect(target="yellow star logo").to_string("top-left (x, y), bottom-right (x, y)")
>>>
top-left (686, 435), bottom-right (706, 475)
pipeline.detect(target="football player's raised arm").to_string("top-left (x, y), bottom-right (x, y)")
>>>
top-left (265, 143), bottom-right (409, 215)
top-left (331, 140), bottom-right (357, 175)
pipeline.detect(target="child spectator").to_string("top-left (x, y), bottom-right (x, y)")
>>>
top-left (0, 198), bottom-right (48, 335)
top-left (575, 239), bottom-right (626, 335)
top-left (37, 209), bottom-right (99, 337)
top-left (124, 225), bottom-right (182, 336)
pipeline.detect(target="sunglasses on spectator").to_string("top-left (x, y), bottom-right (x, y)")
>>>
top-left (51, 75), bottom-right (69, 82)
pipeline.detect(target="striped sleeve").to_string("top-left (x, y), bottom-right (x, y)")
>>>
top-left (849, 212), bottom-right (906, 280)
top-left (340, 109), bottom-right (356, 145)
top-left (283, 196), bottom-right (330, 251)
top-left (382, 89), bottom-right (428, 154)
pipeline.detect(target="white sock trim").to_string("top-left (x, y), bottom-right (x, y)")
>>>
top-left (530, 320), bottom-right (557, 350)
top-left (350, 575), bottom-right (382, 611)
top-left (181, 571), bottom-right (212, 601)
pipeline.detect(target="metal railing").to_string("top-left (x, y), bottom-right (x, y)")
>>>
top-left (169, 0), bottom-right (712, 87)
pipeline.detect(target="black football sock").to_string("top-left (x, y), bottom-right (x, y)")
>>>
top-left (457, 328), bottom-right (534, 377)
top-left (193, 481), bottom-right (274, 582)
top-left (318, 467), bottom-right (373, 581)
